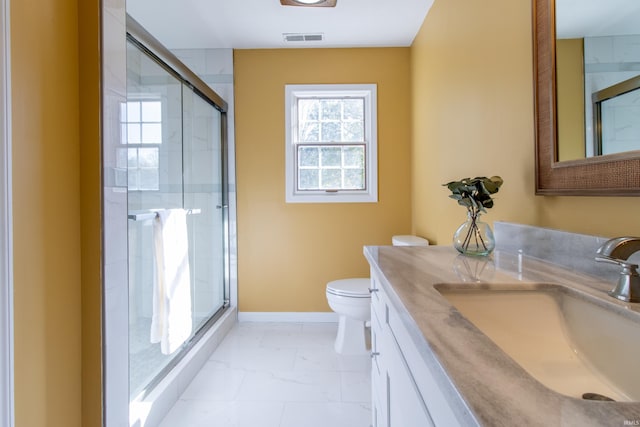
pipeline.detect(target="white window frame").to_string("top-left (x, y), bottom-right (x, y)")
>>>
top-left (0, 0), bottom-right (13, 425)
top-left (285, 84), bottom-right (377, 203)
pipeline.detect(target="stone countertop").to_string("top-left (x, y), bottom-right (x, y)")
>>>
top-left (364, 245), bottom-right (640, 427)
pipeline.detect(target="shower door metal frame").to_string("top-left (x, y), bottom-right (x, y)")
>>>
top-left (0, 0), bottom-right (14, 425)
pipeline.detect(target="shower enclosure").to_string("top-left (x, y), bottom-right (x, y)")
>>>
top-left (125, 23), bottom-right (229, 399)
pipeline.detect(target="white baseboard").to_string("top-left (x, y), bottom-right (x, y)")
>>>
top-left (238, 312), bottom-right (338, 323)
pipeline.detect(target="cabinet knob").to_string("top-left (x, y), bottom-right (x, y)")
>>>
top-left (368, 288), bottom-right (378, 293)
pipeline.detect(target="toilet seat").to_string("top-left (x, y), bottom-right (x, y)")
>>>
top-left (326, 278), bottom-right (371, 298)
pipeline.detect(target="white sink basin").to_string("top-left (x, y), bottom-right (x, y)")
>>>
top-left (437, 284), bottom-right (640, 402)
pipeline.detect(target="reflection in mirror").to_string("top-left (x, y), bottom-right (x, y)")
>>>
top-left (593, 75), bottom-right (640, 156)
top-left (555, 0), bottom-right (640, 161)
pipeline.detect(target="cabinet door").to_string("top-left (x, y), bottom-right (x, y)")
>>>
top-left (370, 271), bottom-right (433, 427)
top-left (371, 288), bottom-right (388, 427)
top-left (371, 329), bottom-right (385, 426)
top-left (387, 330), bottom-right (434, 427)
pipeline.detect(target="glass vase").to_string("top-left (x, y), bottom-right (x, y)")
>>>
top-left (453, 212), bottom-right (495, 256)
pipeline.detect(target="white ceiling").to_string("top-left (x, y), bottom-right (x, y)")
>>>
top-left (127, 0), bottom-right (640, 50)
top-left (556, 0), bottom-right (640, 39)
top-left (126, 0), bottom-right (435, 50)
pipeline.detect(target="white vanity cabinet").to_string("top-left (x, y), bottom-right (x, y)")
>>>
top-left (370, 270), bottom-right (461, 427)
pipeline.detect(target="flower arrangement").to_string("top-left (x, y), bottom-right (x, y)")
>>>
top-left (443, 176), bottom-right (503, 255)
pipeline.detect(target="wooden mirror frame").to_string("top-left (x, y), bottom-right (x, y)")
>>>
top-left (533, 0), bottom-right (640, 196)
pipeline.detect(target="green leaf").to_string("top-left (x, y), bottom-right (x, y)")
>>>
top-left (443, 175), bottom-right (503, 211)
top-left (482, 176), bottom-right (503, 194)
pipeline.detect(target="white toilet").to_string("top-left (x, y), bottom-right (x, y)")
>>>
top-left (326, 235), bottom-right (429, 354)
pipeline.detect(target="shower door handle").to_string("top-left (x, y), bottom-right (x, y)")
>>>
top-left (216, 205), bottom-right (229, 209)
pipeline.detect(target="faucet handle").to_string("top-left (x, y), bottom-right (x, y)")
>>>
top-left (595, 254), bottom-right (639, 271)
top-left (595, 255), bottom-right (640, 280)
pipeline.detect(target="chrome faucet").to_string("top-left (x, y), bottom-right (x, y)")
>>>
top-left (595, 237), bottom-right (640, 302)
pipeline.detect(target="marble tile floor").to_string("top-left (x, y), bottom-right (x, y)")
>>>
top-left (159, 322), bottom-right (372, 427)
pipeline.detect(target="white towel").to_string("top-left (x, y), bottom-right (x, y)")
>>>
top-left (150, 209), bottom-right (193, 355)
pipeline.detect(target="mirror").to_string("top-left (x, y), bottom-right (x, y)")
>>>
top-left (533, 0), bottom-right (640, 195)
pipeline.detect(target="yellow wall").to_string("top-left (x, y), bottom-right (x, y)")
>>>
top-left (410, 0), bottom-right (640, 243)
top-left (410, 0), bottom-right (538, 244)
top-left (234, 48), bottom-right (412, 311)
top-left (78, 0), bottom-right (103, 426)
top-left (11, 0), bottom-right (101, 426)
top-left (538, 197), bottom-right (640, 236)
top-left (556, 38), bottom-right (585, 161)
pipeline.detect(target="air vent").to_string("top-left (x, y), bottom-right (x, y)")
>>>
top-left (283, 33), bottom-right (324, 43)
top-left (280, 0), bottom-right (337, 7)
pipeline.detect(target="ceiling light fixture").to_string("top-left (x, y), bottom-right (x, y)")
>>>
top-left (280, 0), bottom-right (337, 7)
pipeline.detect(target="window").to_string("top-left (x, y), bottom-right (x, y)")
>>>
top-left (285, 84), bottom-right (377, 203)
top-left (118, 100), bottom-right (162, 191)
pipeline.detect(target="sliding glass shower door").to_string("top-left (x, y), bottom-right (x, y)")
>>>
top-left (125, 38), bottom-right (228, 399)
top-left (183, 89), bottom-right (227, 331)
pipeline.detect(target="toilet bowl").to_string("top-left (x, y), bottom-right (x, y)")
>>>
top-left (326, 278), bottom-right (372, 355)
top-left (326, 235), bottom-right (429, 354)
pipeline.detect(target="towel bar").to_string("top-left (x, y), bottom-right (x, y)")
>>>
top-left (127, 208), bottom-right (201, 221)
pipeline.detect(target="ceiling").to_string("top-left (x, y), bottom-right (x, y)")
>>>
top-left (127, 0), bottom-right (640, 51)
top-left (556, 0), bottom-right (640, 39)
top-left (126, 0), bottom-right (435, 50)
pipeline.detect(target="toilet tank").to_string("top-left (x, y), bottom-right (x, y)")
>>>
top-left (392, 235), bottom-right (429, 246)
